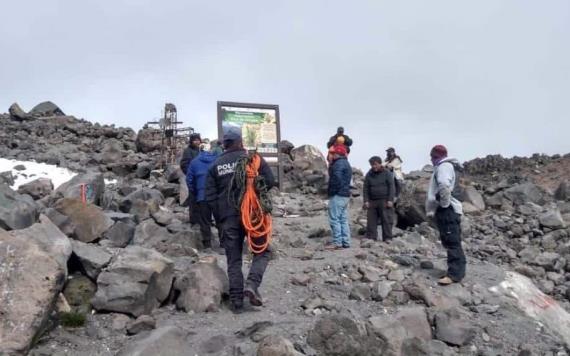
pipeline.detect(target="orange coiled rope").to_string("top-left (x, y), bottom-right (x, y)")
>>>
top-left (240, 153), bottom-right (272, 254)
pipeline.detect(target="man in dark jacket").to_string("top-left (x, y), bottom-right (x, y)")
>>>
top-left (205, 127), bottom-right (275, 313)
top-left (181, 133), bottom-right (202, 224)
top-left (186, 143), bottom-right (219, 249)
top-left (327, 126), bottom-right (353, 153)
top-left (326, 145), bottom-right (352, 249)
top-left (180, 133), bottom-right (202, 174)
top-left (363, 156), bottom-right (395, 242)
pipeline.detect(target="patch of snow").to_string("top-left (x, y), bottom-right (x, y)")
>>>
top-left (0, 158), bottom-right (77, 190)
top-left (104, 178), bottom-right (118, 185)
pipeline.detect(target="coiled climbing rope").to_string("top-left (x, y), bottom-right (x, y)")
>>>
top-left (230, 152), bottom-right (272, 254)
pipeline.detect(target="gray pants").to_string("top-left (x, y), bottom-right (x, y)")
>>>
top-left (221, 216), bottom-right (272, 304)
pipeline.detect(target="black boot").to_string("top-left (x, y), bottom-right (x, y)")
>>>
top-left (244, 283), bottom-right (263, 306)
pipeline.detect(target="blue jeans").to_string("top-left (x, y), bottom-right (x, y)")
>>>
top-left (328, 195), bottom-right (351, 247)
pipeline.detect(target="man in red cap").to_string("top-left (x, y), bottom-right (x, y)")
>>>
top-left (426, 145), bottom-right (466, 285)
top-left (326, 144), bottom-right (352, 249)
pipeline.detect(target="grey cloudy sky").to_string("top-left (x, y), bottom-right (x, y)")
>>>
top-left (1, 0), bottom-right (569, 171)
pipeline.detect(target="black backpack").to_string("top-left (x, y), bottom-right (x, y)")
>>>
top-left (435, 161), bottom-right (465, 202)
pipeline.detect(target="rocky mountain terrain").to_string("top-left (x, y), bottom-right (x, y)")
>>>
top-left (2, 102), bottom-right (570, 356)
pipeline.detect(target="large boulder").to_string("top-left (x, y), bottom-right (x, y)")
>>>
top-left (539, 209), bottom-right (566, 230)
top-left (133, 219), bottom-right (201, 256)
top-left (116, 326), bottom-right (192, 356)
top-left (367, 307), bottom-right (432, 355)
top-left (555, 180), bottom-right (570, 201)
top-left (462, 186), bottom-right (485, 212)
top-left (55, 172), bottom-right (105, 206)
top-left (0, 230), bottom-right (67, 355)
top-left (120, 188), bottom-right (164, 222)
top-left (54, 198), bottom-right (114, 243)
top-left (433, 307), bottom-right (477, 346)
top-left (136, 128), bottom-right (162, 153)
top-left (174, 257), bottom-right (229, 313)
top-left (282, 145), bottom-right (329, 194)
top-left (100, 138), bottom-right (124, 164)
top-left (6, 215), bottom-right (72, 273)
top-left (70, 240), bottom-right (112, 280)
top-left (0, 184), bottom-right (39, 230)
top-left (103, 220), bottom-right (136, 248)
top-left (92, 246), bottom-right (174, 317)
top-left (257, 335), bottom-right (302, 356)
top-left (17, 177), bottom-right (54, 200)
top-left (8, 102), bottom-right (31, 121)
top-left (504, 182), bottom-right (545, 205)
top-left (29, 101), bottom-right (65, 117)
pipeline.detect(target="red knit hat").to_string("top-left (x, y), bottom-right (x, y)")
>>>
top-left (430, 145), bottom-right (448, 159)
top-left (333, 144), bottom-right (347, 156)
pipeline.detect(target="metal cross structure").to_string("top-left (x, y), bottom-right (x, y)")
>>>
top-left (145, 103), bottom-right (194, 167)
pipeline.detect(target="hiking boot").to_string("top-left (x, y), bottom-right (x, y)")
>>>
top-left (438, 276), bottom-right (455, 285)
top-left (244, 283), bottom-right (263, 307)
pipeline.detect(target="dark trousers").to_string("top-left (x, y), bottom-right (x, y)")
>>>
top-left (221, 216), bottom-right (272, 304)
top-left (366, 199), bottom-right (393, 241)
top-left (197, 201), bottom-right (213, 247)
top-left (189, 197), bottom-right (200, 225)
top-left (435, 206), bottom-right (466, 282)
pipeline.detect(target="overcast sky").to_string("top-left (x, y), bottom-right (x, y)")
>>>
top-left (1, 0), bottom-right (569, 171)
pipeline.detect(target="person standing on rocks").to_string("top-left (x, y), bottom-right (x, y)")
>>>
top-left (326, 145), bottom-right (352, 249)
top-left (181, 133), bottom-right (203, 224)
top-left (363, 156), bottom-right (395, 242)
top-left (326, 126), bottom-right (353, 164)
top-left (205, 127), bottom-right (275, 313)
top-left (426, 145), bottom-right (466, 285)
top-left (384, 147), bottom-right (404, 200)
top-left (186, 142), bottom-right (220, 251)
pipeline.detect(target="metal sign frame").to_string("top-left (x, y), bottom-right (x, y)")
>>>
top-left (217, 101), bottom-right (283, 190)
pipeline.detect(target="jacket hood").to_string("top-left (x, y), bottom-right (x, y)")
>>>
top-left (437, 157), bottom-right (462, 168)
top-left (198, 151), bottom-right (218, 163)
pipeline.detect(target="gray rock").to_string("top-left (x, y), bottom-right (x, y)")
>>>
top-left (70, 240), bottom-right (112, 279)
top-left (116, 326), bottom-right (192, 356)
top-left (358, 265), bottom-right (385, 282)
top-left (136, 162), bottom-right (152, 179)
top-left (368, 306), bottom-right (432, 355)
top-left (63, 275), bottom-right (96, 314)
top-left (30, 101), bottom-right (65, 117)
top-left (127, 315), bottom-right (156, 335)
top-left (133, 219), bottom-right (201, 257)
top-left (388, 269), bottom-right (405, 282)
top-left (404, 277), bottom-right (460, 309)
top-left (534, 252), bottom-right (561, 271)
top-left (44, 207), bottom-right (76, 237)
top-left (539, 209), bottom-right (566, 230)
top-left (349, 284), bottom-right (372, 301)
top-left (8, 102), bottom-right (31, 121)
top-left (257, 335), bottom-right (302, 356)
top-left (555, 180), bottom-right (570, 201)
top-left (17, 177), bottom-right (54, 199)
top-left (401, 338), bottom-right (456, 356)
top-left (174, 256), bottom-right (229, 313)
top-left (434, 307), bottom-right (477, 346)
top-left (371, 281), bottom-right (394, 301)
top-left (92, 246), bottom-right (174, 317)
top-left (54, 198), bottom-right (114, 242)
top-left (0, 184), bottom-right (39, 230)
top-left (463, 186), bottom-right (486, 211)
top-left (307, 315), bottom-right (372, 356)
top-left (504, 183), bottom-right (545, 205)
top-left (0, 230), bottom-right (66, 355)
top-left (55, 172), bottom-right (105, 206)
top-left (7, 215), bottom-right (72, 273)
top-left (0, 170), bottom-right (15, 186)
top-left (103, 220), bottom-right (135, 248)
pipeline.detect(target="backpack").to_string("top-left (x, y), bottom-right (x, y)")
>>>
top-left (435, 161), bottom-right (465, 202)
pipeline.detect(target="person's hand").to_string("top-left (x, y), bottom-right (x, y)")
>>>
top-left (363, 202), bottom-right (369, 210)
top-left (426, 211), bottom-right (435, 219)
top-left (385, 201), bottom-right (393, 209)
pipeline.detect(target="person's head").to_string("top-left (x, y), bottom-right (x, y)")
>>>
top-left (386, 147), bottom-right (396, 158)
top-left (369, 156), bottom-right (383, 172)
top-left (337, 126), bottom-right (344, 135)
top-left (190, 133), bottom-right (202, 148)
top-left (199, 142), bottom-right (211, 152)
top-left (430, 145), bottom-right (448, 165)
top-left (222, 127), bottom-right (243, 150)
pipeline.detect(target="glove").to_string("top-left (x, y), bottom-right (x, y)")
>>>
top-left (385, 201), bottom-right (394, 209)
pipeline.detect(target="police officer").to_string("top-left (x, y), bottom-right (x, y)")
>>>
top-left (205, 127), bottom-right (275, 313)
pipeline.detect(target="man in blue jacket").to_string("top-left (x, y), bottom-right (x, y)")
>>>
top-left (327, 144), bottom-right (352, 249)
top-left (186, 142), bottom-right (219, 249)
